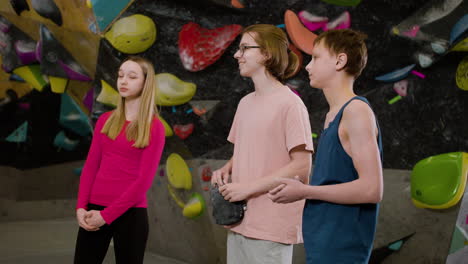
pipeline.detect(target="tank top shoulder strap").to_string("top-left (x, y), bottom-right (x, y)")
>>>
top-left (335, 96), bottom-right (383, 161)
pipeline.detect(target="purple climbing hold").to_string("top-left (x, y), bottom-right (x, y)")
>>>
top-left (59, 60), bottom-right (92, 81)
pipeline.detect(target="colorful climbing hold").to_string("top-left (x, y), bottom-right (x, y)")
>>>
top-left (89, 0), bottom-right (132, 33)
top-left (388, 95), bottom-right (402, 105)
top-left (14, 40), bottom-right (37, 65)
top-left (38, 24), bottom-right (92, 81)
top-left (178, 22), bottom-right (242, 72)
top-left (96, 79), bottom-right (120, 107)
top-left (411, 70), bottom-right (425, 79)
top-left (298, 11), bottom-right (328, 32)
top-left (402, 25), bottom-right (420, 38)
top-left (182, 193), bottom-right (205, 219)
top-left (173, 123), bottom-right (194, 140)
top-left (324, 11), bottom-right (351, 31)
top-left (166, 153), bottom-right (192, 190)
top-left (31, 0), bottom-right (63, 26)
top-left (159, 116), bottom-right (173, 137)
top-left (49, 76), bottom-right (68, 93)
top-left (167, 184), bottom-right (186, 208)
top-left (53, 130), bottom-right (79, 151)
top-left (375, 64), bottom-right (416, 82)
top-left (393, 79), bottom-right (408, 96)
top-left (59, 93), bottom-right (93, 136)
top-left (192, 107), bottom-right (206, 116)
top-left (201, 166), bottom-right (212, 182)
top-left (451, 37), bottom-right (468, 52)
top-left (231, 0), bottom-right (245, 9)
top-left (105, 14), bottom-right (157, 54)
top-left (58, 61), bottom-right (92, 81)
top-left (456, 56), bottom-right (468, 91)
top-left (83, 87), bottom-right (94, 112)
top-left (417, 53), bottom-right (433, 68)
top-left (450, 14), bottom-right (468, 45)
top-left (155, 73), bottom-right (196, 106)
top-left (284, 10), bottom-right (318, 55)
top-left (5, 121), bottom-right (28, 143)
top-left (12, 65), bottom-right (48, 91)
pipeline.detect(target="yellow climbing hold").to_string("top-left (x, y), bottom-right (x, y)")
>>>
top-left (96, 79), bottom-right (120, 107)
top-left (104, 14), bottom-right (157, 54)
top-left (159, 116), bottom-right (173, 137)
top-left (166, 153), bottom-right (192, 190)
top-left (456, 56), bottom-right (468, 91)
top-left (13, 65), bottom-right (48, 91)
top-left (182, 193), bottom-right (205, 219)
top-left (452, 37), bottom-right (468, 52)
top-left (167, 184), bottom-right (186, 208)
top-left (49, 76), bottom-right (68, 93)
top-left (155, 73), bottom-right (196, 106)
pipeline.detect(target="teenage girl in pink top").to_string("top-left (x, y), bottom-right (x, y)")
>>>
top-left (74, 56), bottom-right (165, 264)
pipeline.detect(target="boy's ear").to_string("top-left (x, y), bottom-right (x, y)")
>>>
top-left (336, 53), bottom-right (348, 71)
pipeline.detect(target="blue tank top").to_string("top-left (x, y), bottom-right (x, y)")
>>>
top-left (302, 96), bottom-right (383, 264)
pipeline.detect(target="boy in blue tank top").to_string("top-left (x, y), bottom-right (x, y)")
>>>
top-left (268, 29), bottom-right (384, 263)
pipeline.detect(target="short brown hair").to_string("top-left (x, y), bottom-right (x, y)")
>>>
top-left (314, 29), bottom-right (368, 78)
top-left (243, 24), bottom-right (299, 82)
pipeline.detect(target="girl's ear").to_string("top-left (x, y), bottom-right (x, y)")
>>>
top-left (258, 51), bottom-right (271, 65)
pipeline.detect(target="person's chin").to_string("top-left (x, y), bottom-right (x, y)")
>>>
top-left (309, 80), bottom-right (320, 89)
top-left (120, 93), bottom-right (136, 99)
top-left (238, 70), bottom-right (251, 78)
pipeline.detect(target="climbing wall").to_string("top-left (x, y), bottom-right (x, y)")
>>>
top-left (0, 0), bottom-right (100, 168)
top-left (91, 0), bottom-right (468, 171)
top-left (0, 0), bottom-right (466, 169)
top-left (0, 1), bottom-right (466, 263)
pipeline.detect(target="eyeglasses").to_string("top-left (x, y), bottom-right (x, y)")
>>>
top-left (237, 45), bottom-right (260, 56)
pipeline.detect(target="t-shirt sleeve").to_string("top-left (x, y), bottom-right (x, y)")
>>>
top-left (285, 103), bottom-right (314, 153)
top-left (76, 112), bottom-right (109, 210)
top-left (100, 119), bottom-right (166, 224)
top-left (227, 103), bottom-right (241, 144)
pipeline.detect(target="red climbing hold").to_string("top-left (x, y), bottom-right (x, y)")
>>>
top-left (173, 123), bottom-right (194, 140)
top-left (178, 22), bottom-right (243, 72)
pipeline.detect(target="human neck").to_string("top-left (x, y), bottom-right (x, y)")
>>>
top-left (124, 96), bottom-right (141, 121)
top-left (251, 70), bottom-right (285, 96)
top-left (322, 74), bottom-right (356, 111)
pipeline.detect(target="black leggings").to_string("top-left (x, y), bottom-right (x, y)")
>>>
top-left (74, 204), bottom-right (149, 264)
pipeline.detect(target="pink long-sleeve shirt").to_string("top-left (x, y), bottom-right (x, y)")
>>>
top-left (76, 111), bottom-right (165, 224)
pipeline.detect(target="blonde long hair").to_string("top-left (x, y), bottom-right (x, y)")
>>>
top-left (101, 56), bottom-right (159, 148)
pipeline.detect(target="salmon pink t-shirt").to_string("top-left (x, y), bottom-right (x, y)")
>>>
top-left (227, 87), bottom-right (314, 244)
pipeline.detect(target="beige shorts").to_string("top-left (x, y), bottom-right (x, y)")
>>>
top-left (227, 231), bottom-right (293, 264)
